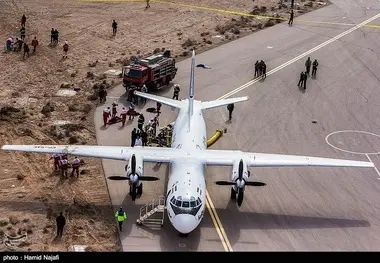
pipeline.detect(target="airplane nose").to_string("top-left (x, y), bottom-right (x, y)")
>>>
top-left (171, 214), bottom-right (198, 234)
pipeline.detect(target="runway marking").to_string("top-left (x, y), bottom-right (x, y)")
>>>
top-left (205, 13), bottom-right (380, 249)
top-left (218, 12), bottom-right (380, 100)
top-left (325, 130), bottom-right (380, 155)
top-left (205, 191), bottom-right (233, 251)
top-left (365, 154), bottom-right (380, 179)
top-left (80, 0), bottom-right (380, 29)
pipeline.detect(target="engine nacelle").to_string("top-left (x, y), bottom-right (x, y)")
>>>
top-left (231, 158), bottom-right (249, 184)
top-left (125, 154), bottom-right (143, 179)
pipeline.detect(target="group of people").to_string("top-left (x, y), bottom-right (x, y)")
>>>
top-left (49, 153), bottom-right (81, 178)
top-left (298, 57), bottom-right (319, 90)
top-left (254, 60), bottom-right (267, 79)
top-left (4, 14), bottom-right (69, 59)
top-left (102, 101), bottom-right (139, 127)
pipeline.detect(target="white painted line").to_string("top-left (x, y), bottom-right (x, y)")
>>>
top-left (365, 154), bottom-right (380, 178)
top-left (217, 12), bottom-right (380, 100)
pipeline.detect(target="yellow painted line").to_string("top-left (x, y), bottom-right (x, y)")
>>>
top-left (80, 0), bottom-right (380, 29)
top-left (205, 197), bottom-right (229, 251)
top-left (206, 189), bottom-right (234, 252)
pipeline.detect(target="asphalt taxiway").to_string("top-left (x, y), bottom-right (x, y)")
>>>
top-left (94, 0), bottom-right (380, 251)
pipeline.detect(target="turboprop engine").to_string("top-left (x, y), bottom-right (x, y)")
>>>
top-left (107, 154), bottom-right (159, 201)
top-left (215, 159), bottom-right (266, 207)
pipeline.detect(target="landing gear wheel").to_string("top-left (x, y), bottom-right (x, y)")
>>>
top-left (230, 187), bottom-right (236, 200)
top-left (137, 183), bottom-right (143, 195)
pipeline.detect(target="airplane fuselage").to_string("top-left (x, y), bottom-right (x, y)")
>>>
top-left (165, 99), bottom-right (207, 234)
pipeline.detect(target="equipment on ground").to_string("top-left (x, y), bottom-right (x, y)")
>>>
top-left (122, 51), bottom-right (178, 92)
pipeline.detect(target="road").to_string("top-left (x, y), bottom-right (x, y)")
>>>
top-left (94, 0), bottom-right (380, 251)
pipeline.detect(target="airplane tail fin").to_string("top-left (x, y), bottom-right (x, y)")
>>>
top-left (200, 96), bottom-right (249, 110)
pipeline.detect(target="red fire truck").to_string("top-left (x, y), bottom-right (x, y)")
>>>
top-left (122, 52), bottom-right (177, 92)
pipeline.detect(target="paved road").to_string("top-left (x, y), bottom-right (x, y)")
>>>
top-left (94, 0), bottom-right (380, 251)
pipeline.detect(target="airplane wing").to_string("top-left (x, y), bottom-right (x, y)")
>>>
top-left (201, 96), bottom-right (249, 110)
top-left (1, 145), bottom-right (181, 163)
top-left (134, 91), bottom-right (185, 109)
top-left (200, 149), bottom-right (374, 168)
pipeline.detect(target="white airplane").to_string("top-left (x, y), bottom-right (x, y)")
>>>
top-left (1, 50), bottom-right (374, 237)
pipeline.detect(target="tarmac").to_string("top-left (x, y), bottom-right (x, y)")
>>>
top-left (94, 0), bottom-right (380, 251)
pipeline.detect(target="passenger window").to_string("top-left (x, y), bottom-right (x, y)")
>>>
top-left (175, 186), bottom-right (177, 191)
top-left (197, 197), bottom-right (201, 205)
top-left (197, 187), bottom-right (199, 192)
top-left (182, 201), bottom-right (190, 208)
top-left (175, 200), bottom-right (182, 206)
top-left (190, 201), bottom-right (196, 207)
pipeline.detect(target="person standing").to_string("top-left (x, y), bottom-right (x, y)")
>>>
top-left (21, 14), bottom-right (26, 27)
top-left (20, 26), bottom-right (26, 41)
top-left (303, 71), bottom-right (308, 89)
top-left (120, 107), bottom-right (127, 126)
top-left (298, 72), bottom-right (305, 88)
top-left (131, 128), bottom-right (137, 147)
top-left (312, 59), bottom-right (319, 78)
top-left (146, 0), bottom-right (150, 9)
top-left (112, 20), bottom-right (118, 36)
top-left (31, 37), bottom-right (39, 53)
top-left (254, 61), bottom-right (259, 77)
top-left (71, 156), bottom-right (80, 178)
top-left (115, 207), bottom-right (127, 231)
top-left (103, 107), bottom-right (111, 126)
top-left (172, 84), bottom-right (180, 100)
top-left (288, 10), bottom-right (294, 26)
top-left (305, 57), bottom-right (312, 75)
top-left (227, 103), bottom-right (234, 121)
top-left (56, 212), bottom-right (66, 237)
top-left (62, 41), bottom-right (69, 59)
top-left (22, 43), bottom-right (30, 59)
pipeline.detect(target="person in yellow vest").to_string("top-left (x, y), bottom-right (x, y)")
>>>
top-left (115, 207), bottom-right (127, 231)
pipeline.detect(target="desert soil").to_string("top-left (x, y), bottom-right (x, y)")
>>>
top-left (0, 0), bottom-right (327, 252)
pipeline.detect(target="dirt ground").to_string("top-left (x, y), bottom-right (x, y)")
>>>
top-left (0, 0), bottom-right (327, 252)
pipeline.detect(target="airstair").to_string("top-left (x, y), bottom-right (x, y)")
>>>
top-left (136, 196), bottom-right (166, 227)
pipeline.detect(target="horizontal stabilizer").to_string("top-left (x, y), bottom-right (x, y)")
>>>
top-left (134, 91), bottom-right (184, 109)
top-left (201, 96), bottom-right (249, 110)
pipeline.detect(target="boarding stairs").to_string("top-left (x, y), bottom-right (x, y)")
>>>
top-left (136, 196), bottom-right (166, 227)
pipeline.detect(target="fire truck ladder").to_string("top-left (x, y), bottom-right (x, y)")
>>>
top-left (136, 196), bottom-right (165, 227)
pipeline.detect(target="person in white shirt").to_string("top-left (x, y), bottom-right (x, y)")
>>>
top-left (135, 136), bottom-right (142, 146)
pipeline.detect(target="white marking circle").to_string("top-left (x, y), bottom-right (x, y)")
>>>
top-left (325, 130), bottom-right (380, 155)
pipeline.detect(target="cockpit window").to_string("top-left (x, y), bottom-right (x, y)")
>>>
top-left (182, 201), bottom-right (190, 208)
top-left (170, 195), bottom-right (203, 216)
top-left (170, 196), bottom-right (175, 203)
top-left (175, 199), bottom-right (182, 206)
top-left (190, 201), bottom-right (196, 207)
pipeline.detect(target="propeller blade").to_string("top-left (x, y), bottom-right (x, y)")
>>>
top-left (237, 188), bottom-right (244, 207)
top-left (131, 183), bottom-right (137, 201)
top-left (108, 176), bottom-right (129, 181)
top-left (238, 159), bottom-right (243, 181)
top-left (246, 182), bottom-right (266, 186)
top-left (215, 181), bottom-right (235, 186)
top-left (139, 176), bottom-right (159, 181)
top-left (131, 154), bottom-right (136, 175)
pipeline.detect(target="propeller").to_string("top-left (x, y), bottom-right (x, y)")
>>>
top-left (107, 154), bottom-right (159, 201)
top-left (215, 181), bottom-right (266, 186)
top-left (215, 159), bottom-right (266, 207)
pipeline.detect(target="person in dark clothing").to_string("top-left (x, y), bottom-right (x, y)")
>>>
top-left (259, 60), bottom-right (265, 77)
top-left (288, 10), bottom-right (294, 26)
top-left (131, 128), bottom-right (137, 147)
top-left (312, 59), bottom-right (319, 78)
top-left (156, 102), bottom-right (162, 115)
top-left (54, 29), bottom-right (59, 44)
top-left (98, 87), bottom-right (107, 103)
top-left (31, 37), bottom-right (39, 53)
top-left (172, 84), bottom-right (180, 100)
top-left (20, 26), bottom-right (26, 41)
top-left (137, 114), bottom-right (144, 131)
top-left (262, 61), bottom-right (267, 79)
top-left (56, 212), bottom-right (66, 237)
top-left (254, 61), bottom-right (259, 77)
top-left (303, 71), bottom-right (307, 89)
top-left (21, 14), bottom-right (26, 27)
top-left (50, 28), bottom-right (55, 44)
top-left (305, 57), bottom-right (312, 75)
top-left (23, 43), bottom-right (30, 59)
top-left (227, 103), bottom-right (234, 121)
top-left (146, 0), bottom-right (150, 9)
top-left (298, 72), bottom-right (305, 88)
top-left (112, 20), bottom-right (118, 36)
top-left (141, 131), bottom-right (148, 146)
